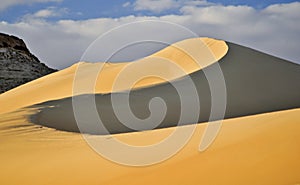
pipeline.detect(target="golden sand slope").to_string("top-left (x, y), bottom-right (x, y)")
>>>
top-left (0, 38), bottom-right (228, 114)
top-left (0, 108), bottom-right (299, 185)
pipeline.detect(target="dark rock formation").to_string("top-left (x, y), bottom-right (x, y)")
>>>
top-left (0, 33), bottom-right (57, 93)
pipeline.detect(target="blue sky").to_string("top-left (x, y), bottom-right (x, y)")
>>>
top-left (0, 0), bottom-right (298, 23)
top-left (0, 0), bottom-right (299, 68)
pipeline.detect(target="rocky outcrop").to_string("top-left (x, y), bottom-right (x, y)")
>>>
top-left (0, 33), bottom-right (57, 93)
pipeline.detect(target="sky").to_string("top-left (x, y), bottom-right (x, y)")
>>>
top-left (0, 0), bottom-right (299, 69)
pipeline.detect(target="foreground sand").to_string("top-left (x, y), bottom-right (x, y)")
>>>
top-left (0, 108), bottom-right (299, 184)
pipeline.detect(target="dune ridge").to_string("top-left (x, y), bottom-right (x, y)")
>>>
top-left (0, 37), bottom-right (227, 114)
top-left (30, 42), bottom-right (300, 135)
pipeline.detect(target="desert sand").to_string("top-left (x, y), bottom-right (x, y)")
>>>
top-left (1, 107), bottom-right (300, 184)
top-left (0, 37), bottom-right (299, 184)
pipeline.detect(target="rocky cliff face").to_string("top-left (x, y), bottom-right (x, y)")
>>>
top-left (0, 33), bottom-right (57, 93)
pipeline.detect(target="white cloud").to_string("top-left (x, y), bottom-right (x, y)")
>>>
top-left (0, 2), bottom-right (299, 69)
top-left (34, 9), bottom-right (54, 18)
top-left (18, 7), bottom-right (69, 25)
top-left (133, 0), bottom-right (212, 13)
top-left (134, 0), bottom-right (179, 13)
top-left (34, 7), bottom-right (59, 18)
top-left (184, 0), bottom-right (213, 6)
top-left (22, 7), bottom-right (68, 20)
top-left (263, 2), bottom-right (300, 19)
top-left (123, 2), bottom-right (131, 8)
top-left (0, 0), bottom-right (62, 11)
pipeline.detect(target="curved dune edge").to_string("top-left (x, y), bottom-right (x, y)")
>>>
top-left (0, 108), bottom-right (299, 184)
top-left (0, 37), bottom-right (228, 114)
top-left (28, 41), bottom-right (300, 135)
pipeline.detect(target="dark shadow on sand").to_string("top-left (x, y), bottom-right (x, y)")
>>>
top-left (30, 43), bottom-right (300, 135)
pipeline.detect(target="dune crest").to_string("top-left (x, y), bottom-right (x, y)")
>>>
top-left (0, 38), bottom-right (228, 114)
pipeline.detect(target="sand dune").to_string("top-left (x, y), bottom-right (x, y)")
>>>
top-left (0, 37), bottom-right (227, 114)
top-left (0, 37), bottom-right (300, 185)
top-left (31, 42), bottom-right (300, 134)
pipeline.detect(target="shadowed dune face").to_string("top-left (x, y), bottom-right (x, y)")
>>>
top-left (31, 42), bottom-right (300, 135)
